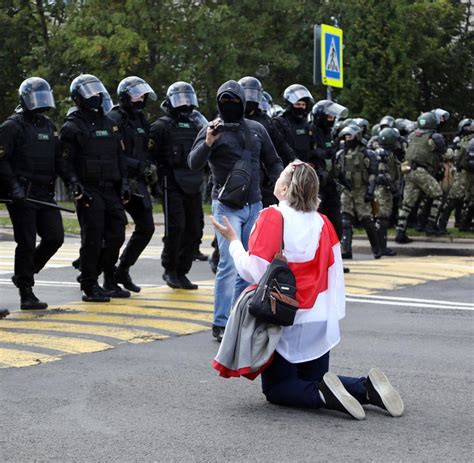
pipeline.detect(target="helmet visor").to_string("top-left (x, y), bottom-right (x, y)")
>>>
top-left (77, 80), bottom-right (108, 99)
top-left (326, 102), bottom-right (349, 119)
top-left (101, 95), bottom-right (113, 113)
top-left (243, 88), bottom-right (262, 104)
top-left (127, 82), bottom-right (157, 101)
top-left (189, 110), bottom-right (208, 128)
top-left (169, 92), bottom-right (198, 108)
top-left (23, 90), bottom-right (55, 110)
top-left (286, 88), bottom-right (314, 104)
top-left (260, 99), bottom-right (271, 112)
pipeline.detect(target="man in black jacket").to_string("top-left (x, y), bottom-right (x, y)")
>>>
top-left (60, 74), bottom-right (130, 302)
top-left (149, 82), bottom-right (205, 290)
top-left (108, 76), bottom-right (157, 293)
top-left (273, 84), bottom-right (314, 165)
top-left (189, 80), bottom-right (283, 341)
top-left (0, 78), bottom-right (73, 310)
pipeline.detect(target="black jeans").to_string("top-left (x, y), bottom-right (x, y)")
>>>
top-left (161, 187), bottom-right (203, 275)
top-left (119, 194), bottom-right (155, 268)
top-left (261, 351), bottom-right (368, 409)
top-left (76, 186), bottom-right (127, 288)
top-left (7, 200), bottom-right (64, 288)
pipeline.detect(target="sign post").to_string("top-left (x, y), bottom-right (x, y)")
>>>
top-left (313, 24), bottom-right (344, 100)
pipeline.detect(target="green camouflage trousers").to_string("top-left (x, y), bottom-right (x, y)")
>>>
top-left (447, 170), bottom-right (474, 207)
top-left (397, 167), bottom-right (443, 231)
top-left (341, 187), bottom-right (372, 220)
top-left (374, 185), bottom-right (393, 219)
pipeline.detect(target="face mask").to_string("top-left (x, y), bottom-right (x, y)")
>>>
top-left (245, 102), bottom-right (258, 116)
top-left (131, 100), bottom-right (145, 111)
top-left (345, 138), bottom-right (358, 150)
top-left (220, 102), bottom-right (242, 122)
top-left (84, 95), bottom-right (103, 111)
top-left (176, 105), bottom-right (193, 117)
top-left (291, 107), bottom-right (306, 118)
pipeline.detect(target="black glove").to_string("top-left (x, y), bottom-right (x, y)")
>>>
top-left (68, 179), bottom-right (84, 199)
top-left (10, 179), bottom-right (26, 204)
top-left (75, 190), bottom-right (92, 208)
top-left (364, 192), bottom-right (374, 203)
top-left (121, 181), bottom-right (131, 203)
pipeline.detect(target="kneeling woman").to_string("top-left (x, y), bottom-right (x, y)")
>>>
top-left (212, 161), bottom-right (403, 420)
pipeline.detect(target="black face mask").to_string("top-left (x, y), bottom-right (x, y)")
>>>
top-left (176, 105), bottom-right (193, 118)
top-left (131, 100), bottom-right (145, 111)
top-left (345, 138), bottom-right (359, 150)
top-left (321, 116), bottom-right (335, 131)
top-left (220, 102), bottom-right (242, 122)
top-left (291, 106), bottom-right (306, 119)
top-left (84, 95), bottom-right (103, 111)
top-left (245, 101), bottom-right (258, 116)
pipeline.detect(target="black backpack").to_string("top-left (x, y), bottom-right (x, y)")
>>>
top-left (248, 211), bottom-right (299, 326)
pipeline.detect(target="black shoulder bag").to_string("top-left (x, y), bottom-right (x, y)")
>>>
top-left (248, 212), bottom-right (299, 326)
top-left (217, 122), bottom-right (253, 209)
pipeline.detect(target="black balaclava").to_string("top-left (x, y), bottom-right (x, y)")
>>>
top-left (83, 94), bottom-right (103, 111)
top-left (345, 138), bottom-right (358, 150)
top-left (245, 101), bottom-right (259, 117)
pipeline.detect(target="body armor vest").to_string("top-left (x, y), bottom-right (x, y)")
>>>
top-left (67, 111), bottom-right (121, 184)
top-left (406, 131), bottom-right (436, 172)
top-left (109, 108), bottom-right (149, 178)
top-left (9, 114), bottom-right (57, 184)
top-left (277, 115), bottom-right (311, 162)
top-left (376, 148), bottom-right (399, 180)
top-left (344, 145), bottom-right (369, 189)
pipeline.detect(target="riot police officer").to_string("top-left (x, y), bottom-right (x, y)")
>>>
top-left (310, 99), bottom-right (349, 238)
top-left (149, 82), bottom-right (204, 290)
top-left (0, 77), bottom-right (72, 309)
top-left (438, 119), bottom-right (474, 233)
top-left (59, 74), bottom-right (130, 302)
top-left (273, 84), bottom-right (314, 165)
top-left (395, 112), bottom-right (446, 242)
top-left (238, 76), bottom-right (292, 206)
top-left (108, 76), bottom-right (157, 292)
top-left (373, 128), bottom-right (401, 256)
top-left (337, 124), bottom-right (381, 259)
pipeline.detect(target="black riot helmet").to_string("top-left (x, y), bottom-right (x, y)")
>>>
top-left (379, 115), bottom-right (395, 129)
top-left (70, 74), bottom-right (108, 112)
top-left (339, 124), bottom-right (363, 141)
top-left (117, 76), bottom-right (157, 111)
top-left (238, 76), bottom-right (263, 104)
top-left (260, 91), bottom-right (272, 114)
top-left (165, 81), bottom-right (198, 109)
top-left (312, 99), bottom-right (349, 129)
top-left (417, 112), bottom-right (438, 130)
top-left (353, 118), bottom-right (370, 136)
top-left (189, 109), bottom-right (209, 129)
top-left (458, 118), bottom-right (473, 135)
top-left (19, 77), bottom-right (55, 112)
top-left (283, 84), bottom-right (314, 107)
top-left (378, 128), bottom-right (399, 148)
top-left (433, 108), bottom-right (450, 124)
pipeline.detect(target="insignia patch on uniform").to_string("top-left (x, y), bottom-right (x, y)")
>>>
top-left (296, 129), bottom-right (306, 135)
top-left (54, 131), bottom-right (58, 137)
top-left (38, 133), bottom-right (50, 140)
top-left (0, 145), bottom-right (4, 158)
top-left (148, 139), bottom-right (155, 150)
top-left (112, 126), bottom-right (119, 133)
top-left (137, 128), bottom-right (145, 134)
top-left (95, 130), bottom-right (109, 137)
top-left (177, 122), bottom-right (191, 129)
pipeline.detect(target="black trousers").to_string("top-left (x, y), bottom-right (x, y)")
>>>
top-left (76, 186), bottom-right (127, 288)
top-left (161, 187), bottom-right (203, 275)
top-left (319, 183), bottom-right (343, 239)
top-left (119, 193), bottom-right (155, 268)
top-left (7, 200), bottom-right (64, 288)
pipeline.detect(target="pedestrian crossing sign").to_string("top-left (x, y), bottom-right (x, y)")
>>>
top-left (319, 24), bottom-right (343, 88)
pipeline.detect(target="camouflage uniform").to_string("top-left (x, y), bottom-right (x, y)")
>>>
top-left (337, 135), bottom-right (381, 259)
top-left (395, 126), bottom-right (445, 241)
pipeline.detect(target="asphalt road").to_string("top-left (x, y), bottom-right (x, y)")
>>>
top-left (0, 243), bottom-right (473, 462)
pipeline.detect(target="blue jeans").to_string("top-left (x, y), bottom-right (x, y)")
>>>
top-left (212, 199), bottom-right (262, 327)
top-left (261, 351), bottom-right (368, 409)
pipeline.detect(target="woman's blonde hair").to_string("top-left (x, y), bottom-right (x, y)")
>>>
top-left (283, 161), bottom-right (320, 212)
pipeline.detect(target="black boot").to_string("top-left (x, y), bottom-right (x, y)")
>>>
top-left (395, 229), bottom-right (413, 244)
top-left (178, 274), bottom-right (198, 290)
top-left (425, 219), bottom-right (442, 236)
top-left (82, 283), bottom-right (111, 303)
top-left (377, 218), bottom-right (396, 256)
top-left (115, 266), bottom-right (141, 293)
top-left (437, 203), bottom-right (453, 234)
top-left (0, 309), bottom-right (9, 319)
top-left (362, 218), bottom-right (382, 259)
top-left (72, 257), bottom-right (81, 270)
top-left (103, 272), bottom-right (131, 298)
top-left (193, 250), bottom-right (208, 261)
top-left (163, 271), bottom-right (183, 289)
top-left (19, 287), bottom-right (48, 310)
top-left (341, 214), bottom-right (353, 259)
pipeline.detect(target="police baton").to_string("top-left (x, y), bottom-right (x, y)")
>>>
top-left (0, 198), bottom-right (76, 213)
